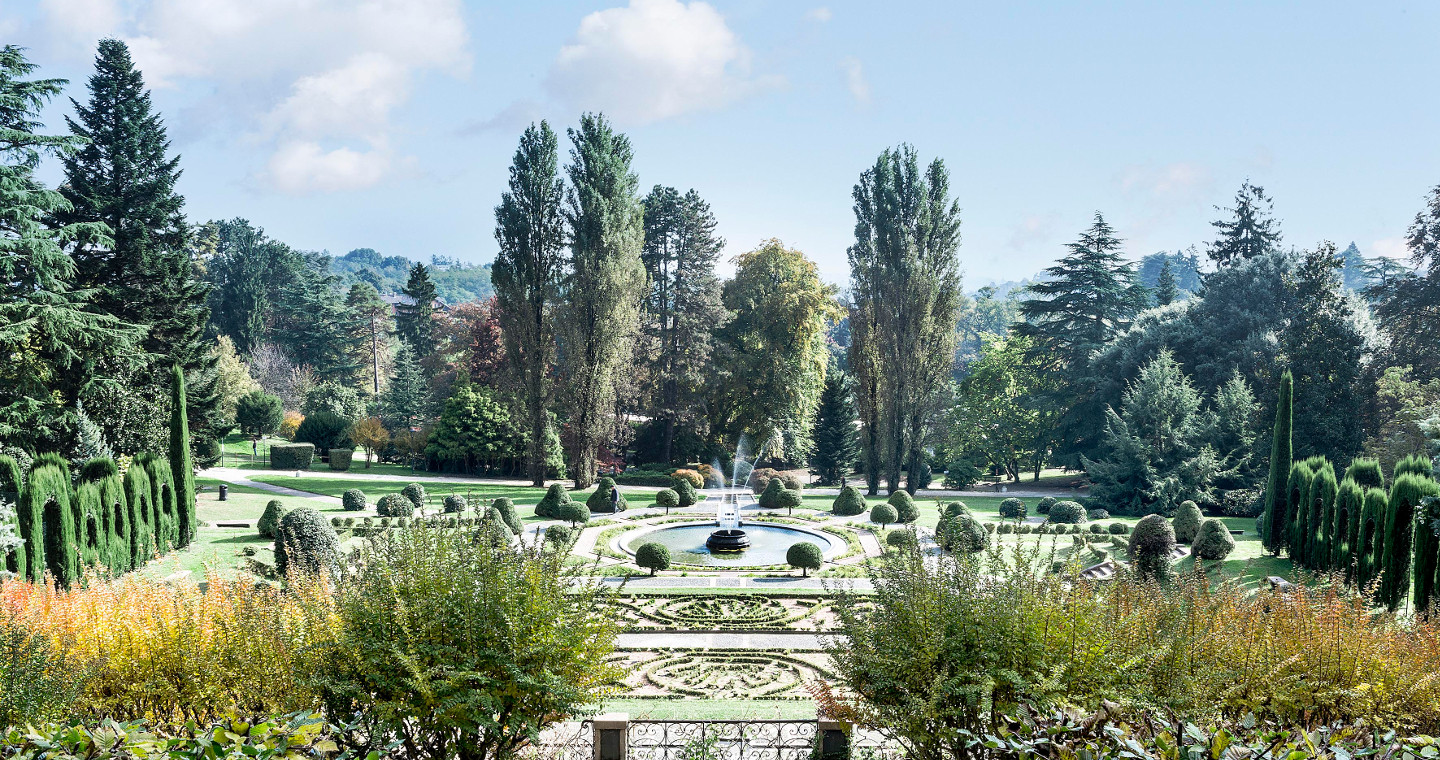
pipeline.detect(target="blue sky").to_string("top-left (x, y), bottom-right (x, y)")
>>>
top-left (4, 0), bottom-right (1438, 286)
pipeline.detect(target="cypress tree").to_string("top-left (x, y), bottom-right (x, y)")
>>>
top-left (0, 455), bottom-right (23, 576)
top-left (1332, 478), bottom-right (1364, 579)
top-left (1286, 461), bottom-right (1314, 563)
top-left (1344, 457), bottom-right (1385, 491)
top-left (90, 468), bottom-right (129, 574)
top-left (142, 454), bottom-right (177, 552)
top-left (169, 364), bottom-right (195, 547)
top-left (73, 481), bottom-right (106, 572)
top-left (1306, 461), bottom-right (1337, 570)
top-left (1414, 487), bottom-right (1440, 616)
top-left (1259, 371), bottom-right (1293, 555)
top-left (1395, 453), bottom-right (1434, 481)
top-left (23, 464), bottom-right (76, 585)
top-left (1357, 487), bottom-right (1388, 591)
top-left (123, 463), bottom-right (153, 566)
top-left (1380, 473), bottom-right (1438, 610)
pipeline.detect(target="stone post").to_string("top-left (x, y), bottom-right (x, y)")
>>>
top-left (818, 715), bottom-right (850, 760)
top-left (593, 713), bottom-right (629, 760)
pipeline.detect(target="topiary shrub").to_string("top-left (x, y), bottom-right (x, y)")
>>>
top-left (536, 484), bottom-right (573, 519)
top-left (758, 478), bottom-right (786, 510)
top-left (490, 497), bottom-right (522, 535)
top-left (1049, 500), bottom-right (1086, 524)
top-left (886, 530), bottom-right (916, 549)
top-left (1193, 518), bottom-right (1236, 560)
top-left (327, 448), bottom-right (353, 471)
top-left (1172, 500), bottom-right (1204, 544)
top-left (654, 488), bottom-right (679, 514)
top-left (997, 522), bottom-right (1014, 535)
top-left (940, 514), bottom-right (988, 554)
top-left (1087, 508), bottom-right (1110, 521)
top-left (749, 467), bottom-right (782, 494)
top-left (1088, 523), bottom-right (1106, 534)
top-left (544, 524), bottom-right (572, 546)
top-left (443, 494), bottom-right (467, 514)
top-left (1108, 522), bottom-right (1129, 535)
top-left (787, 542), bottom-right (823, 576)
top-left (1037, 497), bottom-right (1057, 515)
top-left (781, 474), bottom-right (804, 491)
top-left (635, 542), bottom-right (670, 575)
top-left (558, 501), bottom-right (590, 527)
top-left (870, 503), bottom-right (898, 528)
top-left (273, 507), bottom-right (341, 578)
top-left (401, 483), bottom-right (427, 511)
top-left (1129, 514), bottom-right (1176, 582)
top-left (672, 478), bottom-right (698, 508)
top-left (670, 469), bottom-right (704, 489)
top-left (270, 444), bottom-right (315, 470)
top-left (341, 489), bottom-right (366, 512)
top-left (257, 500), bottom-right (291, 539)
top-left (586, 478), bottom-right (627, 513)
top-left (832, 485), bottom-right (867, 516)
top-left (376, 493), bottom-right (414, 518)
top-left (998, 498), bottom-right (1026, 520)
top-left (887, 491), bottom-right (918, 524)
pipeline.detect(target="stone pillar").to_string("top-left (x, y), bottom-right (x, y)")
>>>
top-left (818, 716), bottom-right (850, 760)
top-left (593, 713), bottom-right (629, 760)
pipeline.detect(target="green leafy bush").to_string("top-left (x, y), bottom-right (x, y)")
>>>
top-left (1172, 499), bottom-right (1204, 544)
top-left (269, 444), bottom-right (314, 470)
top-left (273, 507), bottom-right (340, 577)
top-left (1049, 500), bottom-right (1086, 524)
top-left (1193, 518), bottom-right (1236, 560)
top-left (996, 522), bottom-right (1014, 534)
top-left (787, 542), bottom-right (823, 576)
top-left (401, 483), bottom-right (427, 511)
top-left (257, 499), bottom-right (291, 538)
top-left (654, 488), bottom-right (680, 513)
top-left (1129, 514), bottom-right (1176, 581)
top-left (443, 494), bottom-right (467, 514)
top-left (376, 493), bottom-right (414, 518)
top-left (293, 411), bottom-right (353, 455)
top-left (999, 497), bottom-right (1026, 519)
top-left (942, 501), bottom-right (969, 518)
top-left (870, 503), bottom-right (898, 528)
top-left (886, 529), bottom-right (916, 549)
top-left (1108, 522), bottom-right (1129, 535)
top-left (673, 478), bottom-right (698, 507)
top-left (544, 524), bottom-right (573, 546)
top-left (1036, 496), bottom-right (1057, 514)
top-left (327, 448), bottom-right (353, 471)
top-left (235, 390), bottom-right (284, 437)
top-left (586, 478), bottom-right (627, 513)
top-left (1087, 508), bottom-right (1110, 520)
top-left (341, 489), bottom-right (366, 512)
top-left (832, 485), bottom-right (867, 516)
top-left (0, 621), bottom-right (84, 726)
top-left (635, 542), bottom-right (671, 575)
top-left (887, 490), bottom-right (918, 524)
top-left (535, 483), bottom-right (573, 519)
top-left (490, 497), bottom-right (522, 535)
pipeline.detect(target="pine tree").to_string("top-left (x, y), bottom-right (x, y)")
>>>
top-left (810, 368), bottom-right (859, 486)
top-left (493, 121), bottom-right (567, 486)
top-left (169, 364), bottom-right (195, 548)
top-left (1285, 243), bottom-right (1367, 464)
top-left (380, 344), bottom-right (428, 433)
top-left (1207, 180), bottom-right (1282, 266)
top-left (556, 113), bottom-right (646, 489)
top-left (1154, 259), bottom-right (1178, 306)
top-left (1259, 371), bottom-right (1293, 555)
top-left (72, 401), bottom-right (113, 465)
top-left (0, 46), bottom-right (143, 453)
top-left (640, 185), bottom-right (728, 464)
top-left (396, 262), bottom-right (439, 357)
top-left (60, 39), bottom-right (222, 465)
top-left (1368, 186), bottom-right (1440, 381)
top-left (345, 282), bottom-right (392, 396)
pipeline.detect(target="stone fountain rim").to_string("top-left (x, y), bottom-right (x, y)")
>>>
top-left (613, 519), bottom-right (846, 562)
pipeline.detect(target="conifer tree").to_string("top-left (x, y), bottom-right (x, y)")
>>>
top-left (810, 368), bottom-right (859, 486)
top-left (396, 262), bottom-right (439, 357)
top-left (1382, 473), bottom-right (1438, 610)
top-left (380, 344), bottom-right (428, 433)
top-left (493, 122), bottom-right (567, 486)
top-left (1356, 487), bottom-right (1387, 590)
top-left (1207, 180), bottom-right (1282, 266)
top-left (556, 113), bottom-right (646, 489)
top-left (1332, 478), bottom-right (1364, 580)
top-left (345, 282), bottom-right (392, 396)
top-left (1154, 259), bottom-right (1178, 306)
top-left (1305, 461), bottom-right (1337, 570)
top-left (169, 364), bottom-right (195, 548)
top-left (1285, 462), bottom-right (1314, 562)
top-left (1259, 371), bottom-right (1293, 555)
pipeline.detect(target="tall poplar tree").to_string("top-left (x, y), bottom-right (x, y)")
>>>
top-left (557, 113), bottom-right (647, 488)
top-left (493, 122), bottom-right (566, 486)
top-left (640, 185), bottom-right (727, 463)
top-left (60, 38), bottom-right (221, 460)
top-left (847, 145), bottom-right (964, 493)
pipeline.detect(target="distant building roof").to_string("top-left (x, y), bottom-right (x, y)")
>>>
top-left (381, 294), bottom-right (446, 311)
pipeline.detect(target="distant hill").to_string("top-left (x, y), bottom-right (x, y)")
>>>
top-left (331, 248), bottom-right (493, 305)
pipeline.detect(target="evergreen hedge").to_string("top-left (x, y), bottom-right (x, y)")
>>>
top-left (832, 485), bottom-right (867, 516)
top-left (586, 478), bottom-right (627, 513)
top-left (1259, 371), bottom-right (1293, 555)
top-left (1380, 473), bottom-right (1438, 610)
top-left (257, 500), bottom-right (291, 539)
top-left (401, 483), bottom-right (427, 510)
top-left (273, 507), bottom-right (340, 578)
top-left (1413, 484), bottom-right (1440, 616)
top-left (999, 498), bottom-right (1026, 519)
top-left (72, 481), bottom-right (108, 572)
top-left (535, 484), bottom-right (572, 519)
top-left (1356, 487), bottom-right (1388, 591)
top-left (0, 454), bottom-right (24, 576)
top-left (673, 478), bottom-right (698, 507)
top-left (341, 489), bottom-right (366, 512)
top-left (1333, 479), bottom-right (1365, 579)
top-left (123, 464), bottom-right (154, 569)
top-left (1344, 457), bottom-right (1385, 491)
top-left (490, 497), bottom-right (522, 535)
top-left (1285, 462), bottom-right (1315, 564)
top-left (443, 494), bottom-right (467, 514)
top-left (328, 449), bottom-right (353, 471)
top-left (1304, 461), bottom-right (1337, 571)
top-left (169, 364), bottom-right (196, 549)
top-left (270, 444), bottom-right (315, 470)
top-left (1049, 500), bottom-right (1087, 524)
top-left (1037, 496), bottom-right (1057, 514)
top-left (94, 469), bottom-right (129, 574)
top-left (23, 464), bottom-right (76, 585)
top-left (1129, 514), bottom-right (1176, 582)
top-left (376, 494), bottom-right (414, 518)
top-left (1193, 518), bottom-right (1236, 560)
top-left (140, 454), bottom-right (178, 553)
top-left (1395, 454), bottom-right (1434, 481)
top-left (887, 490), bottom-right (918, 524)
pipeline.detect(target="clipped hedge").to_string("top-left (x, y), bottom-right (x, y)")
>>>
top-left (257, 500), bottom-right (291, 539)
top-left (832, 485), bottom-right (867, 516)
top-left (270, 444), bottom-right (315, 470)
top-left (1172, 500), bottom-right (1204, 544)
top-left (401, 483), bottom-right (427, 511)
top-left (999, 497), bottom-right (1026, 520)
top-left (443, 494), bottom-right (468, 514)
top-left (1129, 514), bottom-right (1176, 582)
top-left (1037, 496), bottom-right (1057, 514)
top-left (535, 484), bottom-right (573, 519)
top-left (328, 448), bottom-right (353, 471)
top-left (586, 478), bottom-right (627, 513)
top-left (1193, 518), bottom-right (1236, 560)
top-left (490, 497), bottom-right (522, 535)
top-left (673, 478), bottom-right (698, 507)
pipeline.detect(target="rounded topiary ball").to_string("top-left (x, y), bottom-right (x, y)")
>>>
top-left (1087, 508), bottom-right (1110, 521)
top-left (655, 488), bottom-right (680, 512)
top-left (886, 529), bottom-right (916, 549)
top-left (870, 503), bottom-right (899, 527)
top-left (341, 489), bottom-right (366, 512)
top-left (941, 515), bottom-right (988, 554)
top-left (536, 483), bottom-right (573, 519)
top-left (942, 501), bottom-right (970, 519)
top-left (376, 493), bottom-right (414, 518)
top-left (997, 522), bottom-right (1013, 535)
top-left (1108, 522), bottom-right (1129, 535)
top-left (544, 525), bottom-right (573, 546)
top-left (558, 501), bottom-right (590, 527)
top-left (832, 485), bottom-right (867, 516)
top-left (998, 497), bottom-right (1026, 520)
top-left (1037, 497), bottom-right (1057, 515)
top-left (443, 494), bottom-right (467, 514)
top-left (1129, 514), bottom-right (1177, 581)
top-left (787, 542), bottom-right (824, 576)
top-left (1192, 518), bottom-right (1236, 560)
top-left (887, 491), bottom-right (919, 524)
top-left (1172, 500), bottom-right (1204, 544)
top-left (401, 483), bottom-right (427, 510)
top-left (1048, 500), bottom-right (1086, 524)
top-left (274, 507), bottom-right (340, 577)
top-left (635, 542), bottom-right (671, 575)
top-left (586, 477), bottom-right (627, 513)
top-left (1088, 523), bottom-right (1106, 534)
top-left (257, 499), bottom-right (292, 538)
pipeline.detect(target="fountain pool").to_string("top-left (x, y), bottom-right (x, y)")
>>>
top-left (622, 521), bottom-right (843, 567)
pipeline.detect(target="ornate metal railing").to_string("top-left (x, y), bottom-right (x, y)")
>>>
top-left (627, 720), bottom-right (819, 760)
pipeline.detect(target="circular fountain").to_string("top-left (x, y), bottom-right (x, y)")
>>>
top-left (705, 489), bottom-right (749, 552)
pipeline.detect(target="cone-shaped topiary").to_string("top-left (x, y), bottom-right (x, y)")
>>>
top-left (1356, 487), bottom-right (1388, 591)
top-left (870, 503), bottom-right (898, 528)
top-left (999, 498), bottom-right (1026, 520)
top-left (274, 507), bottom-right (341, 578)
top-left (832, 485), bottom-right (867, 516)
top-left (672, 477), bottom-right (698, 508)
top-left (1285, 461), bottom-right (1315, 564)
top-left (758, 478), bottom-right (786, 510)
top-left (1333, 479), bottom-right (1364, 579)
top-left (376, 493), bottom-right (414, 518)
top-left (490, 497), bottom-right (522, 535)
top-left (342, 489), bottom-right (366, 512)
top-left (169, 364), bottom-right (196, 549)
top-left (655, 488), bottom-right (679, 513)
top-left (586, 478), bottom-right (627, 513)
top-left (1192, 518), bottom-right (1235, 560)
top-left (0, 454), bottom-right (23, 577)
top-left (1305, 462), bottom-right (1338, 571)
top-left (536, 484), bottom-right (573, 519)
top-left (1049, 500), bottom-right (1086, 524)
top-left (1380, 473), bottom-right (1438, 610)
top-left (887, 490), bottom-right (918, 524)
top-left (635, 542), bottom-right (670, 575)
top-left (1129, 514), bottom-right (1176, 582)
top-left (1259, 371), bottom-right (1293, 555)
top-left (1413, 482), bottom-right (1440, 616)
top-left (1344, 457), bottom-right (1385, 491)
top-left (1172, 500), bottom-right (1204, 544)
top-left (257, 499), bottom-right (291, 538)
top-left (787, 541), bottom-right (823, 576)
top-left (401, 483), bottom-right (427, 511)
top-left (122, 464), bottom-right (153, 568)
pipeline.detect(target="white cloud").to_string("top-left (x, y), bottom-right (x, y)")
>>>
top-left (546, 0), bottom-right (779, 125)
top-left (1118, 162), bottom-right (1213, 201)
top-left (37, 0), bottom-right (470, 194)
top-left (1371, 237), bottom-right (1410, 260)
top-left (39, 0), bottom-right (123, 52)
top-left (1008, 213), bottom-right (1061, 251)
top-left (840, 56), bottom-right (869, 105)
top-left (805, 7), bottom-right (832, 23)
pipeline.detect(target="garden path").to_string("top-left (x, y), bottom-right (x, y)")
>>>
top-left (614, 631), bottom-right (831, 650)
top-left (206, 470), bottom-right (342, 506)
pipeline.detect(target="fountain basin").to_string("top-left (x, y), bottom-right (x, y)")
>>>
top-left (620, 521), bottom-right (843, 567)
top-left (705, 529), bottom-right (750, 552)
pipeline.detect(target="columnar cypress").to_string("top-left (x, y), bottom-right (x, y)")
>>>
top-left (123, 464), bottom-right (153, 566)
top-left (93, 471), bottom-right (129, 573)
top-left (1285, 462), bottom-right (1314, 562)
top-left (1395, 454), bottom-right (1434, 481)
top-left (1258, 371), bottom-right (1293, 555)
top-left (0, 454), bottom-right (23, 576)
top-left (73, 481), bottom-right (106, 572)
top-left (169, 364), bottom-right (195, 547)
top-left (1380, 473), bottom-right (1438, 610)
top-left (1332, 478), bottom-right (1364, 579)
top-left (1344, 457), bottom-right (1385, 491)
top-left (1306, 461), bottom-right (1337, 570)
top-left (1414, 488), bottom-right (1440, 616)
top-left (23, 464), bottom-right (76, 585)
top-left (1357, 487), bottom-right (1389, 591)
top-left (143, 455), bottom-right (178, 551)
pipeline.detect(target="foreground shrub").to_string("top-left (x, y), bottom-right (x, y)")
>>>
top-left (998, 497), bottom-right (1026, 520)
top-left (535, 483), bottom-right (573, 519)
top-left (309, 521), bottom-right (621, 759)
top-left (0, 713), bottom-right (363, 757)
top-left (256, 499), bottom-right (291, 538)
top-left (1049, 500), bottom-right (1086, 524)
top-left (1193, 517), bottom-right (1236, 560)
top-left (341, 489), bottom-right (366, 512)
top-left (832, 485), bottom-right (867, 516)
top-left (274, 507), bottom-right (341, 578)
top-left (635, 542), bottom-right (670, 575)
top-left (375, 493), bottom-right (413, 518)
top-left (0, 621), bottom-right (84, 726)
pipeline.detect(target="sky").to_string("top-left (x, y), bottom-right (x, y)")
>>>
top-left (3, 0), bottom-right (1438, 287)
